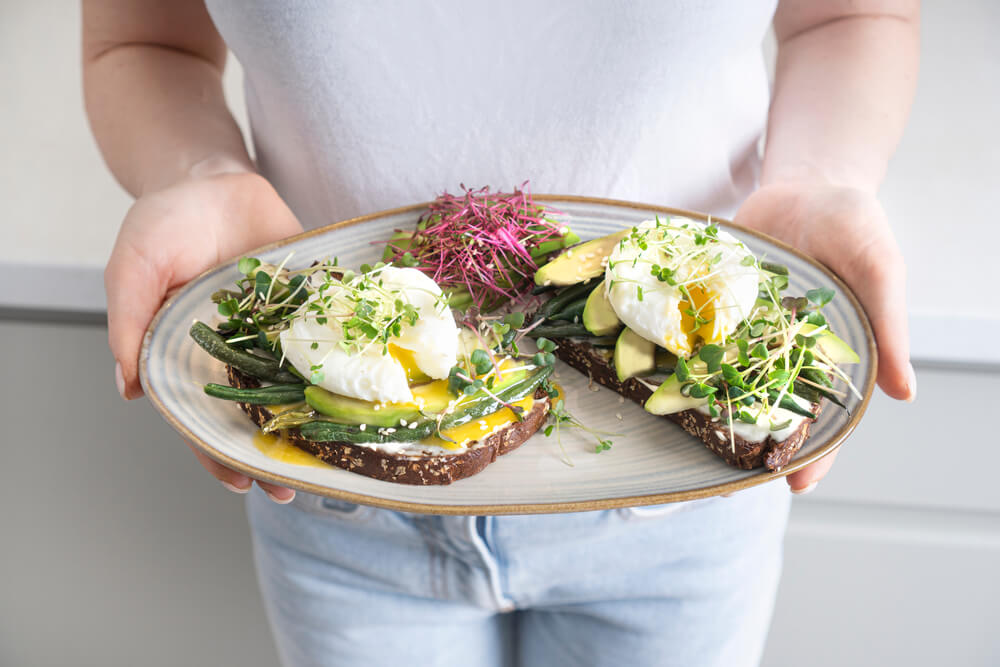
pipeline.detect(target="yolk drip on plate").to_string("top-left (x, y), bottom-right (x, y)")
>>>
top-left (253, 431), bottom-right (332, 468)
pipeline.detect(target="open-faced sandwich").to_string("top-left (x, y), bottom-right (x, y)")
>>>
top-left (189, 185), bottom-right (585, 485)
top-left (526, 216), bottom-right (860, 471)
top-left (190, 260), bottom-right (561, 485)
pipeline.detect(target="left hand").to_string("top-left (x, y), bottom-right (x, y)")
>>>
top-left (734, 182), bottom-right (916, 493)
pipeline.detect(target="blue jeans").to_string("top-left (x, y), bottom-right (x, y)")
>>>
top-left (247, 481), bottom-right (791, 667)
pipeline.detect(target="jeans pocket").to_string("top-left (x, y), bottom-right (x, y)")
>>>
top-left (295, 493), bottom-right (376, 522)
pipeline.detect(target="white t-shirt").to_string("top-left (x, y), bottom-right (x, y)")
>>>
top-left (206, 1), bottom-right (777, 229)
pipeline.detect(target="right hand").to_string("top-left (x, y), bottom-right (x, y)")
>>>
top-left (105, 171), bottom-right (304, 502)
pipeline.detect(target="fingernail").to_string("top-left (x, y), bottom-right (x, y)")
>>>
top-left (791, 481), bottom-right (818, 495)
top-left (221, 480), bottom-right (252, 494)
top-left (264, 488), bottom-right (295, 504)
top-left (115, 361), bottom-right (127, 400)
top-left (905, 363), bottom-right (917, 403)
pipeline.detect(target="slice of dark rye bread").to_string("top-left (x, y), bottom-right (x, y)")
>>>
top-left (550, 339), bottom-right (822, 471)
top-left (226, 367), bottom-right (551, 485)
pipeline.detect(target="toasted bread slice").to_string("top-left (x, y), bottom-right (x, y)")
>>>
top-left (227, 367), bottom-right (550, 485)
top-left (551, 340), bottom-right (820, 471)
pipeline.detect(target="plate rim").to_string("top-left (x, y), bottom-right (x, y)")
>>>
top-left (139, 194), bottom-right (878, 514)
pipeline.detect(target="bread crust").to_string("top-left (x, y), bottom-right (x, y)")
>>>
top-left (227, 367), bottom-right (550, 485)
top-left (551, 339), bottom-right (820, 471)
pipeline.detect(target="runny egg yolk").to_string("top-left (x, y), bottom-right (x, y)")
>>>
top-left (669, 283), bottom-right (718, 356)
top-left (387, 343), bottom-right (430, 384)
top-left (423, 395), bottom-right (536, 451)
top-left (376, 357), bottom-right (529, 450)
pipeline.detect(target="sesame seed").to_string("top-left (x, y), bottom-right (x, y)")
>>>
top-left (360, 424), bottom-right (367, 431)
top-left (616, 413), bottom-right (623, 420)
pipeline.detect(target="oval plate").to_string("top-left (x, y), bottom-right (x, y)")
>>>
top-left (140, 196), bottom-right (877, 515)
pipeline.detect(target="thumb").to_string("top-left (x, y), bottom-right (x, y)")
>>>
top-left (105, 238), bottom-right (167, 400)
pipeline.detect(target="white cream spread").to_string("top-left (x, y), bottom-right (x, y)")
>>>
top-left (696, 393), bottom-right (812, 443)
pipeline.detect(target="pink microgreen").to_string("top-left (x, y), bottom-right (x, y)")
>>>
top-left (382, 183), bottom-right (565, 312)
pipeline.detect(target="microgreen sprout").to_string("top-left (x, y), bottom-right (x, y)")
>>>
top-left (381, 183), bottom-right (576, 312)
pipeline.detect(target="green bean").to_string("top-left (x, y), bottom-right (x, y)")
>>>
top-left (793, 379), bottom-right (847, 410)
top-left (190, 321), bottom-right (300, 383)
top-left (549, 297), bottom-right (588, 322)
top-left (439, 365), bottom-right (553, 431)
top-left (801, 367), bottom-right (834, 389)
top-left (203, 383), bottom-right (306, 404)
top-left (588, 336), bottom-right (619, 348)
top-left (299, 421), bottom-right (432, 444)
top-left (533, 280), bottom-right (597, 322)
top-left (525, 322), bottom-right (592, 338)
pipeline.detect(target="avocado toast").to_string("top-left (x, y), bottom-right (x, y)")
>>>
top-left (526, 216), bottom-right (860, 471)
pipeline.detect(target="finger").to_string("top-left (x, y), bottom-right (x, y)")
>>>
top-left (786, 448), bottom-right (839, 494)
top-left (255, 480), bottom-right (296, 504)
top-left (842, 246), bottom-right (916, 402)
top-left (104, 237), bottom-right (166, 400)
top-left (186, 441), bottom-right (253, 493)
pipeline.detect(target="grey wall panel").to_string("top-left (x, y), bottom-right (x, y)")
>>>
top-left (766, 499), bottom-right (1000, 666)
top-left (804, 366), bottom-right (1000, 514)
top-left (0, 321), bottom-right (278, 667)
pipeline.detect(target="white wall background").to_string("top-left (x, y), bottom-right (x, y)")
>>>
top-left (1, 2), bottom-right (998, 666)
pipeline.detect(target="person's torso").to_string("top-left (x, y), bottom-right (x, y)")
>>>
top-left (206, 0), bottom-right (777, 228)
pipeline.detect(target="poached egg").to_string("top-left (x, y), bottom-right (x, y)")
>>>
top-left (279, 266), bottom-right (459, 403)
top-left (606, 218), bottom-right (758, 357)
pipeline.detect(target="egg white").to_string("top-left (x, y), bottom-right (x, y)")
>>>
top-left (279, 266), bottom-right (459, 403)
top-left (606, 219), bottom-right (758, 357)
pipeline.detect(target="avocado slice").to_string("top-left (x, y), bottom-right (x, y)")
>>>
top-left (644, 374), bottom-right (708, 415)
top-left (533, 229), bottom-right (628, 287)
top-left (582, 280), bottom-right (622, 336)
top-left (304, 387), bottom-right (425, 427)
top-left (304, 364), bottom-right (532, 429)
top-left (613, 327), bottom-right (657, 382)
top-left (798, 324), bottom-right (860, 364)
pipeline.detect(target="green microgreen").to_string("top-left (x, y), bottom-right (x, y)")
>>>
top-left (806, 287), bottom-right (835, 308)
top-left (544, 393), bottom-right (619, 460)
top-left (238, 256), bottom-right (261, 276)
top-left (698, 344), bottom-right (724, 373)
top-left (675, 357), bottom-right (691, 382)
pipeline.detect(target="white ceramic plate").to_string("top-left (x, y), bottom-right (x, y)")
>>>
top-left (140, 196), bottom-right (876, 514)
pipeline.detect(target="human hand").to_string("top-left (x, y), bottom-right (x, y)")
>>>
top-left (734, 183), bottom-right (916, 493)
top-left (105, 171), bottom-right (304, 502)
